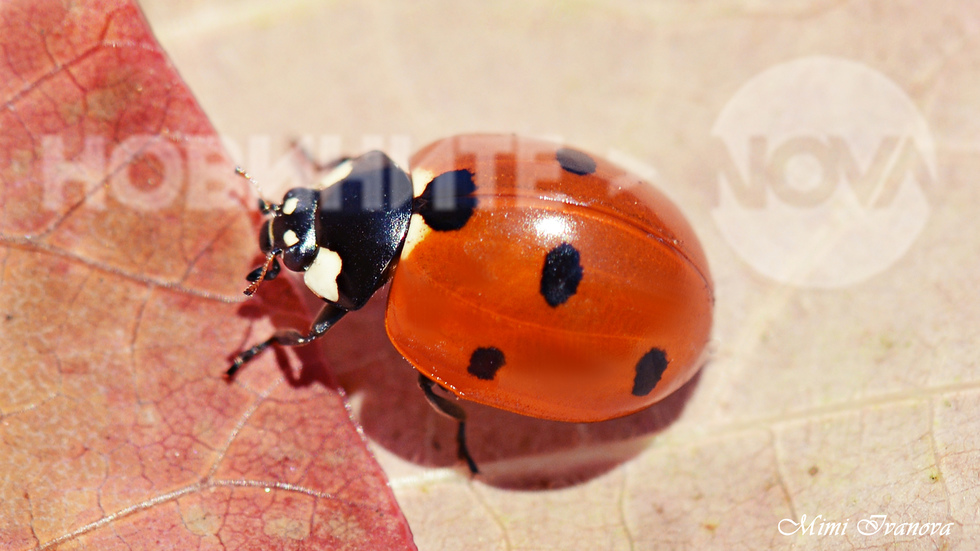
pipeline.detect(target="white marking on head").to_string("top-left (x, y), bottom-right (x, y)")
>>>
top-left (315, 160), bottom-right (354, 190)
top-left (411, 167), bottom-right (435, 198)
top-left (304, 247), bottom-right (343, 302)
top-left (281, 196), bottom-right (299, 215)
top-left (283, 229), bottom-right (299, 247)
top-left (400, 214), bottom-right (431, 259)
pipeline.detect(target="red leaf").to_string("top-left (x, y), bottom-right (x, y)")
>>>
top-left (0, 1), bottom-right (416, 549)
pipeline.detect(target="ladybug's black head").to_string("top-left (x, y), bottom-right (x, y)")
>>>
top-left (262, 187), bottom-right (319, 271)
top-left (243, 187), bottom-right (319, 296)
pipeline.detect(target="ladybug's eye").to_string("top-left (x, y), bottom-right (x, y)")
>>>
top-left (258, 220), bottom-right (274, 253)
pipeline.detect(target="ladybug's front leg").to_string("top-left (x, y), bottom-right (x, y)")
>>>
top-left (418, 374), bottom-right (479, 474)
top-left (227, 302), bottom-right (348, 378)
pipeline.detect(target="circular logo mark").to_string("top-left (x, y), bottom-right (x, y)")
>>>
top-left (711, 56), bottom-right (935, 288)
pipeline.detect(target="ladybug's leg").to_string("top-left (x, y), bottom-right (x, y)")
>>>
top-left (288, 138), bottom-right (351, 173)
top-left (226, 302), bottom-right (348, 378)
top-left (418, 374), bottom-right (479, 474)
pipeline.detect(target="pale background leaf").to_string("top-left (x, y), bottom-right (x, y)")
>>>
top-left (137, 1), bottom-right (980, 549)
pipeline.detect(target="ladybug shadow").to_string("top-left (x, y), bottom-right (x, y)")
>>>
top-left (231, 278), bottom-right (341, 391)
top-left (312, 286), bottom-right (701, 491)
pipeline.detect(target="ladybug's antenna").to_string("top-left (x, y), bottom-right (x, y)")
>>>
top-left (235, 166), bottom-right (278, 214)
top-left (243, 253), bottom-right (277, 296)
top-left (236, 166), bottom-right (281, 297)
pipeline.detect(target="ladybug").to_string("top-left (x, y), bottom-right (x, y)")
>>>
top-left (228, 134), bottom-right (713, 473)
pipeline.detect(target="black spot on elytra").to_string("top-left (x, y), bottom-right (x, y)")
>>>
top-left (540, 243), bottom-right (583, 307)
top-left (467, 347), bottom-right (506, 381)
top-left (416, 169), bottom-right (477, 231)
top-left (632, 348), bottom-right (668, 396)
top-left (556, 147), bottom-right (597, 176)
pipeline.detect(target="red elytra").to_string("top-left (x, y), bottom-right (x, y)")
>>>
top-left (386, 134), bottom-right (713, 422)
